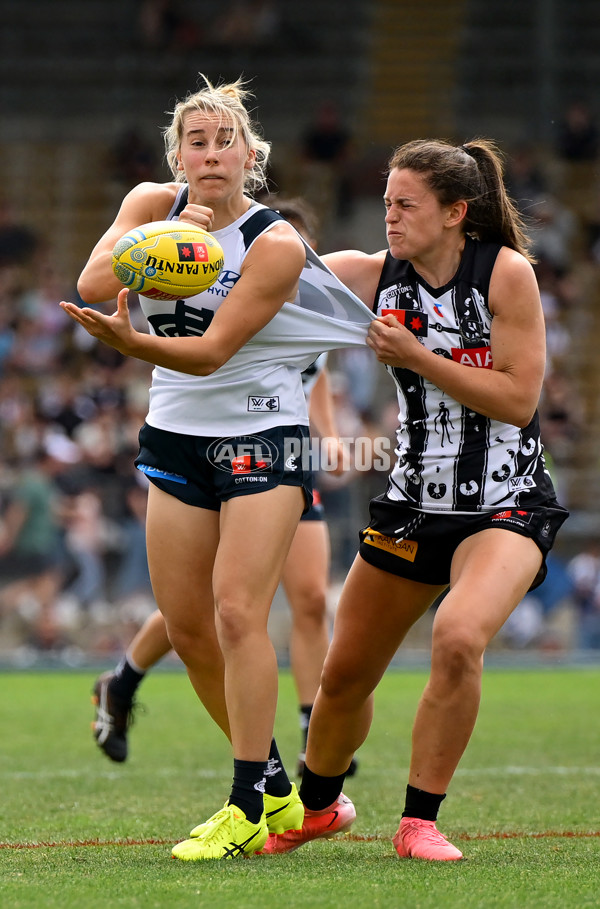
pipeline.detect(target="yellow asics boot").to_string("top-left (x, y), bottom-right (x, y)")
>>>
top-left (172, 805), bottom-right (268, 861)
top-left (188, 783), bottom-right (304, 839)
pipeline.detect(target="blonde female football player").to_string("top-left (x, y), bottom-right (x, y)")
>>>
top-left (61, 78), bottom-right (370, 861)
top-left (90, 199), bottom-right (355, 779)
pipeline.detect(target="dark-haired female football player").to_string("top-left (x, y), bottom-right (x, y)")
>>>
top-left (263, 138), bottom-right (568, 861)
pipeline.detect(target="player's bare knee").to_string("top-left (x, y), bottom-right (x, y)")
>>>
top-left (167, 624), bottom-right (200, 664)
top-left (319, 661), bottom-right (369, 706)
top-left (215, 597), bottom-right (258, 649)
top-left (291, 591), bottom-right (328, 627)
top-left (431, 626), bottom-right (484, 682)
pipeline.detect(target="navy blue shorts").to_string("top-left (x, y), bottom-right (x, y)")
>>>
top-left (358, 494), bottom-right (569, 591)
top-left (135, 422), bottom-right (313, 513)
top-left (301, 485), bottom-right (324, 522)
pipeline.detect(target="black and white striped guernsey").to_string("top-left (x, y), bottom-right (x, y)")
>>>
top-left (373, 237), bottom-right (557, 512)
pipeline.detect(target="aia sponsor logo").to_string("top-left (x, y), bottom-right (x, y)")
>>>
top-left (451, 346), bottom-right (493, 368)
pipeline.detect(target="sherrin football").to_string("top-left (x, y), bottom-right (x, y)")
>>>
top-left (111, 220), bottom-right (224, 301)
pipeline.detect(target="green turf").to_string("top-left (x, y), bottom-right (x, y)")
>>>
top-left (0, 667), bottom-right (599, 908)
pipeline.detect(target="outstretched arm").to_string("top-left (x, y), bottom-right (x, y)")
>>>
top-left (62, 223), bottom-right (306, 376)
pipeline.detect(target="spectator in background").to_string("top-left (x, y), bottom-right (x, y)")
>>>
top-left (36, 370), bottom-right (97, 440)
top-left (538, 368), bottom-right (582, 511)
top-left (18, 263), bottom-right (73, 339)
top-left (331, 346), bottom-right (379, 423)
top-left (111, 476), bottom-right (154, 609)
top-left (505, 143), bottom-right (549, 214)
top-left (211, 1), bottom-right (282, 51)
top-left (0, 200), bottom-right (40, 269)
top-left (0, 446), bottom-right (69, 649)
top-left (59, 485), bottom-right (111, 610)
top-left (556, 99), bottom-right (599, 162)
top-left (502, 552), bottom-right (574, 649)
top-left (528, 196), bottom-right (576, 273)
top-left (0, 202), bottom-right (43, 311)
top-left (135, 0), bottom-right (203, 53)
top-left (295, 101), bottom-right (355, 229)
top-left (533, 260), bottom-right (572, 376)
top-left (555, 99), bottom-right (600, 224)
top-left (0, 301), bottom-right (15, 376)
top-left (108, 128), bottom-right (159, 189)
top-left (567, 539), bottom-right (600, 649)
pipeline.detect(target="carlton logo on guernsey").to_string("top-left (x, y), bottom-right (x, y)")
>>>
top-left (135, 189), bottom-right (374, 439)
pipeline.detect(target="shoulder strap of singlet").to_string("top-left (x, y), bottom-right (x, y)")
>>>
top-left (372, 251), bottom-right (410, 312)
top-left (464, 237), bottom-right (502, 298)
top-left (170, 185), bottom-right (189, 219)
top-left (239, 207), bottom-right (286, 249)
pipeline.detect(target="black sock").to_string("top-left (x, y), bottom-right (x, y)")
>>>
top-left (229, 759), bottom-right (266, 824)
top-left (263, 738), bottom-right (292, 797)
top-left (108, 655), bottom-right (145, 703)
top-left (299, 764), bottom-right (346, 812)
top-left (402, 784), bottom-right (446, 822)
top-left (299, 704), bottom-right (312, 751)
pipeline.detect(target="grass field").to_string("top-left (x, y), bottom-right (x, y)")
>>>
top-left (1, 666), bottom-right (599, 908)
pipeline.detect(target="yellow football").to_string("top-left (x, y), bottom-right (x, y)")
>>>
top-left (111, 220), bottom-right (224, 301)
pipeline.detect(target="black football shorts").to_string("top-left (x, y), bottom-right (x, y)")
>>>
top-left (135, 422), bottom-right (313, 513)
top-left (359, 493), bottom-right (569, 591)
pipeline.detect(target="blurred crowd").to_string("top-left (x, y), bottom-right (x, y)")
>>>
top-left (2, 96), bottom-right (600, 661)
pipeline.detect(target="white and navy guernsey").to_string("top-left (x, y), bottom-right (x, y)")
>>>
top-left (374, 236), bottom-right (557, 513)
top-left (137, 187), bottom-right (372, 437)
